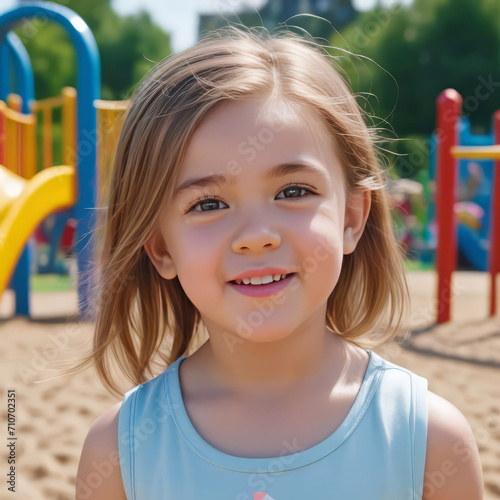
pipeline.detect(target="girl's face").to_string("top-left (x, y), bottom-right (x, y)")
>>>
top-left (146, 96), bottom-right (370, 346)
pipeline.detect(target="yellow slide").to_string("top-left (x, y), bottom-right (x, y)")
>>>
top-left (0, 164), bottom-right (76, 296)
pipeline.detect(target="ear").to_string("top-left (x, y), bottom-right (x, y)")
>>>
top-left (343, 187), bottom-right (371, 255)
top-left (143, 231), bottom-right (177, 280)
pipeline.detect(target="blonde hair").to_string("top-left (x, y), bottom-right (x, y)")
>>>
top-left (68, 25), bottom-right (410, 398)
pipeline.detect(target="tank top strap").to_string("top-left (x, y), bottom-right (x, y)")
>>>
top-left (411, 370), bottom-right (428, 499)
top-left (118, 385), bottom-right (140, 500)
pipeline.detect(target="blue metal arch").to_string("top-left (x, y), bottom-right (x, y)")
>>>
top-left (0, 31), bottom-right (35, 316)
top-left (0, 2), bottom-right (101, 319)
top-left (0, 32), bottom-right (35, 112)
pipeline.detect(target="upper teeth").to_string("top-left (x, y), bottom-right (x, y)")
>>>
top-left (234, 274), bottom-right (290, 285)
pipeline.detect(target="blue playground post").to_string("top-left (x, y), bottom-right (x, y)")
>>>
top-left (0, 32), bottom-right (35, 316)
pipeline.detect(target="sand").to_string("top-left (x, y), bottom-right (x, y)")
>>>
top-left (0, 270), bottom-right (499, 499)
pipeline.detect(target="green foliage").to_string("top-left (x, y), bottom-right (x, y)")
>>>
top-left (403, 258), bottom-right (434, 271)
top-left (13, 23), bottom-right (77, 98)
top-left (31, 272), bottom-right (72, 292)
top-left (12, 0), bottom-right (172, 100)
top-left (390, 134), bottom-right (430, 179)
top-left (96, 11), bottom-right (172, 99)
top-left (331, 0), bottom-right (500, 177)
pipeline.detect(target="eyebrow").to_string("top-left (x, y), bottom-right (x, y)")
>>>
top-left (173, 162), bottom-right (327, 199)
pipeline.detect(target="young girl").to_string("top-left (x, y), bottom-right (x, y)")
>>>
top-left (75, 26), bottom-right (483, 500)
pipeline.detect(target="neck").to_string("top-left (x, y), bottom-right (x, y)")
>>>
top-left (190, 323), bottom-right (350, 397)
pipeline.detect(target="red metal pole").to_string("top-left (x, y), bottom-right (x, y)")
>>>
top-left (490, 110), bottom-right (500, 316)
top-left (436, 89), bottom-right (462, 324)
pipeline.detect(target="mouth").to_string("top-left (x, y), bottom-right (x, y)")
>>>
top-left (227, 272), bottom-right (296, 298)
top-left (228, 272), bottom-right (296, 285)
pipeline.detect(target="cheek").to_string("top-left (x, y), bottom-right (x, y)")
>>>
top-left (299, 232), bottom-right (344, 282)
top-left (169, 222), bottom-right (225, 294)
top-left (296, 209), bottom-right (345, 289)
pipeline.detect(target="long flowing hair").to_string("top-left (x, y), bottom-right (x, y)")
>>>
top-left (65, 25), bottom-right (410, 398)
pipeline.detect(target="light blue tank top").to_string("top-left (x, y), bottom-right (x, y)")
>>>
top-left (118, 349), bottom-right (428, 499)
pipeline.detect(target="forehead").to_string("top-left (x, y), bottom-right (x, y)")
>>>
top-left (174, 96), bottom-right (344, 191)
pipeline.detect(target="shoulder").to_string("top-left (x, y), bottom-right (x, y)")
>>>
top-left (423, 390), bottom-right (483, 500)
top-left (76, 402), bottom-right (127, 500)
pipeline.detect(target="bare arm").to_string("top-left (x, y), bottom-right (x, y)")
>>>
top-left (76, 402), bottom-right (127, 500)
top-left (422, 391), bottom-right (484, 499)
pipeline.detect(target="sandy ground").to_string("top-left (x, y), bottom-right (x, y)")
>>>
top-left (0, 270), bottom-right (499, 499)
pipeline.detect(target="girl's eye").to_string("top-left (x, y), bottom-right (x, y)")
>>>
top-left (186, 195), bottom-right (229, 214)
top-left (185, 183), bottom-right (317, 215)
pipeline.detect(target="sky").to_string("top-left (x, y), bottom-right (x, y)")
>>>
top-left (111, 0), bottom-right (412, 52)
top-left (1, 0), bottom-right (413, 53)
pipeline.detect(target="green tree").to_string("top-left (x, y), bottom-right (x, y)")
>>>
top-left (13, 0), bottom-right (172, 99)
top-left (96, 11), bottom-right (172, 99)
top-left (332, 0), bottom-right (500, 131)
top-left (331, 0), bottom-right (500, 177)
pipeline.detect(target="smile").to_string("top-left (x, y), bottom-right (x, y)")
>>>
top-left (228, 273), bottom-right (296, 297)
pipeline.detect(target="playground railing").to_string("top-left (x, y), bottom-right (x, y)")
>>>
top-left (0, 99), bottom-right (36, 178)
top-left (94, 98), bottom-right (129, 208)
top-left (450, 145), bottom-right (500, 160)
top-left (30, 86), bottom-right (77, 171)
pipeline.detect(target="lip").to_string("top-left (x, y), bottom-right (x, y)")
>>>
top-left (227, 267), bottom-right (292, 283)
top-left (228, 273), bottom-right (295, 298)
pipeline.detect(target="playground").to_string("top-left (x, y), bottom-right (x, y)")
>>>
top-left (0, 1), bottom-right (500, 499)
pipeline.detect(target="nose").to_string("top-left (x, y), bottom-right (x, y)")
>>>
top-left (231, 222), bottom-right (282, 254)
